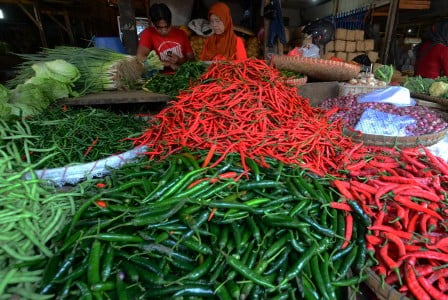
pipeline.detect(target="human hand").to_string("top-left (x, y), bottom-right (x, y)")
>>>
top-left (167, 52), bottom-right (181, 64)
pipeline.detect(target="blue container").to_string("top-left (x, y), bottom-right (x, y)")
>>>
top-left (94, 37), bottom-right (125, 54)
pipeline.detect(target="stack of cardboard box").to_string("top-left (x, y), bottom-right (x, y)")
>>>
top-left (324, 28), bottom-right (378, 63)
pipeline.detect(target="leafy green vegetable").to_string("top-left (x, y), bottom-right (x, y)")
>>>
top-left (429, 81), bottom-right (448, 98)
top-left (145, 50), bottom-right (164, 71)
top-left (0, 86), bottom-right (11, 119)
top-left (143, 61), bottom-right (207, 98)
top-left (9, 83), bottom-right (50, 117)
top-left (374, 64), bottom-right (394, 84)
top-left (402, 76), bottom-right (435, 94)
top-left (0, 84), bottom-right (10, 102)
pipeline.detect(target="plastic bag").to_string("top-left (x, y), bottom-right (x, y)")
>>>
top-left (354, 108), bottom-right (417, 137)
top-left (300, 43), bottom-right (320, 58)
top-left (188, 19), bottom-right (212, 37)
top-left (357, 86), bottom-right (416, 107)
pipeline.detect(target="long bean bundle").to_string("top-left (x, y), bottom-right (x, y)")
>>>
top-left (8, 47), bottom-right (151, 95)
top-left (0, 118), bottom-right (82, 299)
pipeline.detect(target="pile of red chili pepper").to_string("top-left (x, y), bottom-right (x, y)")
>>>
top-left (133, 59), bottom-right (354, 176)
top-left (331, 144), bottom-right (448, 300)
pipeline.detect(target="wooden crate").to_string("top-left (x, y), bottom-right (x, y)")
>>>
top-left (399, 0), bottom-right (431, 9)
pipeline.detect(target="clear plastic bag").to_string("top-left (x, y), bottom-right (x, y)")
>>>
top-left (355, 108), bottom-right (417, 137)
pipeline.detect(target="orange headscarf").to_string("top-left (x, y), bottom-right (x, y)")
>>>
top-left (201, 2), bottom-right (238, 61)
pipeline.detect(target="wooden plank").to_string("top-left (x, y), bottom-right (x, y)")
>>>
top-left (58, 90), bottom-right (171, 106)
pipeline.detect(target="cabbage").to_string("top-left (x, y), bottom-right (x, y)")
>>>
top-left (31, 60), bottom-right (80, 84)
top-left (25, 77), bottom-right (72, 100)
top-left (0, 84), bottom-right (10, 102)
top-left (9, 83), bottom-right (50, 117)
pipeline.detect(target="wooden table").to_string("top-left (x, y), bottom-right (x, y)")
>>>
top-left (58, 90), bottom-right (171, 106)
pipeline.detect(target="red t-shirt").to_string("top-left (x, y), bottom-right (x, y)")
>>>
top-left (415, 41), bottom-right (448, 79)
top-left (139, 27), bottom-right (193, 61)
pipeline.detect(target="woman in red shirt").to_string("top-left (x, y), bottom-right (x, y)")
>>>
top-left (137, 3), bottom-right (194, 71)
top-left (414, 21), bottom-right (448, 79)
top-left (200, 2), bottom-right (247, 61)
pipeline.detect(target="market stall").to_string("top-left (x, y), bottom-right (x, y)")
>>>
top-left (1, 1), bottom-right (448, 299)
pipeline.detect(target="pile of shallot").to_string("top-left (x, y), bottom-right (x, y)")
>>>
top-left (320, 94), bottom-right (448, 135)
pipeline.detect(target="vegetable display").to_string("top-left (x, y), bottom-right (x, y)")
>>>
top-left (37, 152), bottom-right (370, 299)
top-left (1, 60), bottom-right (80, 119)
top-left (374, 64), bottom-right (394, 84)
top-left (403, 76), bottom-right (448, 98)
top-left (143, 61), bottom-right (207, 98)
top-left (7, 47), bottom-right (162, 95)
top-left (333, 145), bottom-right (448, 300)
top-left (320, 94), bottom-right (448, 135)
top-left (0, 118), bottom-right (82, 299)
top-left (134, 59), bottom-right (355, 176)
top-left (16, 106), bottom-right (148, 167)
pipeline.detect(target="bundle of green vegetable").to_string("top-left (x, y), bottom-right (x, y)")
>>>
top-left (0, 60), bottom-right (80, 119)
top-left (374, 64), bottom-right (394, 84)
top-left (403, 76), bottom-right (448, 98)
top-left (0, 118), bottom-right (82, 299)
top-left (143, 61), bottom-right (207, 97)
top-left (39, 152), bottom-right (370, 299)
top-left (8, 47), bottom-right (163, 95)
top-left (15, 106), bottom-right (148, 168)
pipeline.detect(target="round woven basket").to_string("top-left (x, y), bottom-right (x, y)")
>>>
top-left (284, 76), bottom-right (308, 87)
top-left (343, 126), bottom-right (448, 148)
top-left (272, 55), bottom-right (361, 82)
top-left (410, 92), bottom-right (448, 107)
top-left (364, 268), bottom-right (410, 300)
top-left (338, 83), bottom-right (388, 96)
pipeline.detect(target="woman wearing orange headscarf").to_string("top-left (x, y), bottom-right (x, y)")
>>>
top-left (200, 2), bottom-right (247, 61)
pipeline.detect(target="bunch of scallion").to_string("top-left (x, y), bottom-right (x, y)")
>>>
top-left (8, 47), bottom-right (163, 96)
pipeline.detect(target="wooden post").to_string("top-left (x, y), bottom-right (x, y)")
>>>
top-left (43, 10), bottom-right (75, 45)
top-left (118, 0), bottom-right (138, 55)
top-left (380, 0), bottom-right (399, 64)
top-left (17, 0), bottom-right (47, 47)
top-left (263, 0), bottom-right (270, 59)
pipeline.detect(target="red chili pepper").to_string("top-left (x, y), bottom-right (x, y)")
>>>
top-left (201, 143), bottom-right (217, 168)
top-left (329, 202), bottom-right (352, 211)
top-left (405, 260), bottom-right (431, 300)
top-left (96, 183), bottom-right (106, 188)
top-left (84, 137), bottom-right (99, 157)
top-left (382, 232), bottom-right (407, 258)
top-left (401, 251), bottom-right (448, 263)
top-left (394, 195), bottom-right (443, 221)
top-left (208, 208), bottom-right (217, 222)
top-left (341, 212), bottom-right (353, 249)
top-left (96, 200), bottom-right (107, 208)
top-left (417, 273), bottom-right (448, 300)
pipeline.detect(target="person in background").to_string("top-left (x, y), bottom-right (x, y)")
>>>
top-left (414, 20), bottom-right (448, 79)
top-left (200, 2), bottom-right (247, 61)
top-left (137, 3), bottom-right (194, 71)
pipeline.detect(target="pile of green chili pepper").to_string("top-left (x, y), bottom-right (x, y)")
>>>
top-left (14, 106), bottom-right (148, 168)
top-left (143, 61), bottom-right (207, 98)
top-left (39, 151), bottom-right (370, 299)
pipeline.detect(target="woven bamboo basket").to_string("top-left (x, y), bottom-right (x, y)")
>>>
top-left (410, 92), bottom-right (448, 107)
top-left (343, 125), bottom-right (448, 148)
top-left (338, 83), bottom-right (388, 96)
top-left (272, 55), bottom-right (361, 82)
top-left (284, 76), bottom-right (308, 87)
top-left (364, 268), bottom-right (410, 300)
